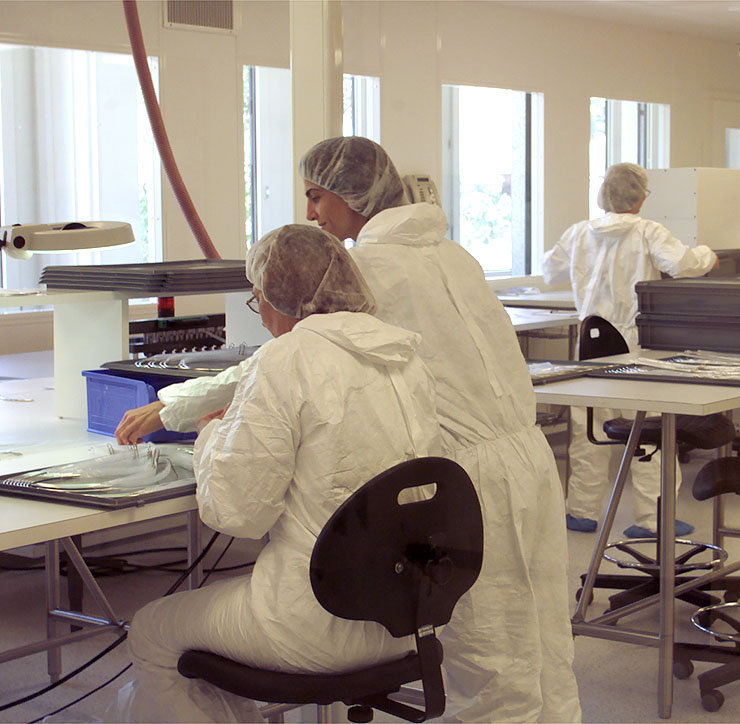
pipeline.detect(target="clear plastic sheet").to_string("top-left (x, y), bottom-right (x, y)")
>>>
top-left (0, 443), bottom-right (196, 507)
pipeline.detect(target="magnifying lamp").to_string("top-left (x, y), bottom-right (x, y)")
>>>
top-left (0, 221), bottom-right (135, 260)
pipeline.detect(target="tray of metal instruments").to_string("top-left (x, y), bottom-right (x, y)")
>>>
top-left (0, 444), bottom-right (196, 509)
top-left (104, 344), bottom-right (259, 380)
top-left (527, 359), bottom-right (617, 386)
top-left (586, 352), bottom-right (740, 387)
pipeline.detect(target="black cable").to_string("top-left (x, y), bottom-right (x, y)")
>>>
top-left (198, 535), bottom-right (235, 588)
top-left (0, 531), bottom-right (223, 715)
top-left (0, 632), bottom-right (128, 713)
top-left (2, 546), bottom-right (255, 577)
top-left (27, 662), bottom-right (132, 724)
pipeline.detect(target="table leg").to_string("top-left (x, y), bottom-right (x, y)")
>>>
top-left (45, 540), bottom-right (62, 682)
top-left (658, 413), bottom-right (677, 719)
top-left (572, 411), bottom-right (646, 623)
top-left (187, 511), bottom-right (203, 590)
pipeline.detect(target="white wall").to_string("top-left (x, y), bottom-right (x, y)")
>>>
top-left (342, 0), bottom-right (740, 250)
top-left (3, 0), bottom-right (740, 351)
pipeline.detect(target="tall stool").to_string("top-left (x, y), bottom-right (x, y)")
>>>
top-left (673, 456), bottom-right (740, 712)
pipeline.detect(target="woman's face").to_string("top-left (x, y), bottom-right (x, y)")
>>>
top-left (303, 180), bottom-right (367, 242)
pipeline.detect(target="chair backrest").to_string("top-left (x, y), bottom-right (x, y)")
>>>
top-left (579, 315), bottom-right (629, 361)
top-left (310, 456), bottom-right (483, 638)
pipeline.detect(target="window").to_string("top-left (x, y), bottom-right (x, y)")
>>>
top-left (343, 74), bottom-right (380, 142)
top-left (242, 65), bottom-right (293, 245)
top-left (241, 71), bottom-right (378, 250)
top-left (442, 84), bottom-right (543, 277)
top-left (0, 44), bottom-right (161, 291)
top-left (589, 98), bottom-right (670, 217)
top-left (727, 128), bottom-right (740, 169)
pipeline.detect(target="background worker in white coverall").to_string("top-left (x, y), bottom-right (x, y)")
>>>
top-left (117, 137), bottom-right (581, 723)
top-left (106, 224), bottom-right (442, 722)
top-left (543, 162), bottom-right (718, 539)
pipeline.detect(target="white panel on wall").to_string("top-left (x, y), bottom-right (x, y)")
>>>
top-left (642, 167), bottom-right (740, 249)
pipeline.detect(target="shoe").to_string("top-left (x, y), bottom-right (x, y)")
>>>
top-left (566, 514), bottom-right (597, 532)
top-left (623, 520), bottom-right (695, 539)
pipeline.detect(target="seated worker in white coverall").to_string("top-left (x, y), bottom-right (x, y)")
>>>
top-left (543, 162), bottom-right (718, 539)
top-left (116, 137), bottom-right (581, 723)
top-left (106, 224), bottom-right (442, 723)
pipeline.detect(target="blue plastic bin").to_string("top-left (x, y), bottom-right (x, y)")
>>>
top-left (82, 369), bottom-right (196, 443)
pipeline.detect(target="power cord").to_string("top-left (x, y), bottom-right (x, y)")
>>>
top-left (0, 531), bottom-right (228, 717)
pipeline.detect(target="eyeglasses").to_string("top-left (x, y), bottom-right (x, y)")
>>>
top-left (246, 294), bottom-right (260, 314)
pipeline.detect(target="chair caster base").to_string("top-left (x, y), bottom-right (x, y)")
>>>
top-left (348, 705), bottom-right (374, 723)
top-left (673, 659), bottom-right (694, 680)
top-left (701, 689), bottom-right (725, 712)
top-left (575, 587), bottom-right (594, 605)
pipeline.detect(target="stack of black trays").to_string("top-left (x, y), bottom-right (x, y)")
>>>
top-left (40, 260), bottom-right (250, 293)
top-left (636, 275), bottom-right (740, 353)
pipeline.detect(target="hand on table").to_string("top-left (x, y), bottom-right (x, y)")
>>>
top-left (115, 400), bottom-right (166, 445)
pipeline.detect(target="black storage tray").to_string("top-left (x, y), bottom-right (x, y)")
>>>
top-left (40, 259), bottom-right (251, 293)
top-left (708, 249), bottom-right (740, 278)
top-left (636, 313), bottom-right (740, 353)
top-left (636, 277), bottom-right (740, 318)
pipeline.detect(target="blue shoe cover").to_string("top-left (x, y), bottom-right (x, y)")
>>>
top-left (566, 514), bottom-right (597, 532)
top-left (623, 520), bottom-right (695, 539)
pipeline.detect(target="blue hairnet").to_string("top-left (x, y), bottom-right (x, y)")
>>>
top-left (299, 136), bottom-right (408, 219)
top-left (598, 163), bottom-right (649, 213)
top-left (246, 224), bottom-right (376, 319)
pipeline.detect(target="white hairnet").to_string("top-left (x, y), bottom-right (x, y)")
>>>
top-left (245, 224), bottom-right (376, 319)
top-left (299, 136), bottom-right (409, 219)
top-left (597, 162), bottom-right (649, 213)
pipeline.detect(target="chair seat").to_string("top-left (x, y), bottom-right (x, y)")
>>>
top-left (178, 647), bottom-right (437, 706)
top-left (693, 457), bottom-right (740, 501)
top-left (603, 413), bottom-right (735, 450)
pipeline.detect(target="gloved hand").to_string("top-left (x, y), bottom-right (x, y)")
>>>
top-left (115, 400), bottom-right (166, 445)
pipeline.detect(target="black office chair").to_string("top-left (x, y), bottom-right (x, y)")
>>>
top-left (177, 456), bottom-right (484, 723)
top-left (576, 316), bottom-right (736, 614)
top-left (673, 457), bottom-right (740, 712)
top-left (578, 316), bottom-right (729, 464)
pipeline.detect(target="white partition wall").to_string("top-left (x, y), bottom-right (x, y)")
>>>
top-left (642, 167), bottom-right (740, 249)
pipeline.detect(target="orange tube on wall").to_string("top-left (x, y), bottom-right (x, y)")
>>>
top-left (122, 0), bottom-right (221, 260)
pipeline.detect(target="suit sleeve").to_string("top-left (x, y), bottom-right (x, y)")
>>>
top-left (193, 346), bottom-right (298, 539)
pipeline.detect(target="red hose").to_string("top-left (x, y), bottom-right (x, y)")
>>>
top-left (122, 0), bottom-right (221, 259)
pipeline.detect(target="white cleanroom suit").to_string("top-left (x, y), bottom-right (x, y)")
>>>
top-left (543, 212), bottom-right (717, 530)
top-left (107, 311), bottom-right (441, 722)
top-left (148, 202), bottom-right (581, 722)
top-left (351, 202), bottom-right (580, 723)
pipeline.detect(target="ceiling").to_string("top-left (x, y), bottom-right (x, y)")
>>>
top-left (507, 1), bottom-right (740, 44)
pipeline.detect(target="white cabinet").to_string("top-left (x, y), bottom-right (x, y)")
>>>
top-left (641, 167), bottom-right (740, 249)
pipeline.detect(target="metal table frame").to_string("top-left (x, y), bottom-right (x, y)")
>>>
top-left (534, 353), bottom-right (740, 718)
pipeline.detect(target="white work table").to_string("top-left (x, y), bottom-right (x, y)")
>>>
top-left (534, 351), bottom-right (740, 719)
top-left (505, 306), bottom-right (579, 332)
top-left (0, 376), bottom-right (199, 681)
top-left (497, 289), bottom-right (575, 310)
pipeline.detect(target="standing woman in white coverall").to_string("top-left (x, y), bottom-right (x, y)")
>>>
top-left (115, 137), bottom-right (581, 723)
top-left (299, 137), bottom-right (580, 723)
top-left (543, 162), bottom-right (718, 539)
top-left (106, 225), bottom-right (442, 722)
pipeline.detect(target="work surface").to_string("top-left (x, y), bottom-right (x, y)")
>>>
top-left (533, 351), bottom-right (740, 414)
top-left (0, 377), bottom-right (197, 551)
